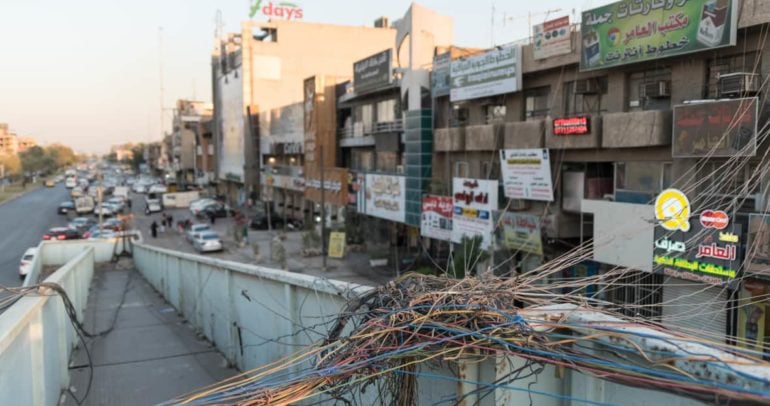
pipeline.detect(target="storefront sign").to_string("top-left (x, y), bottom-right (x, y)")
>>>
top-left (580, 0), bottom-right (738, 71)
top-left (746, 214), bottom-right (770, 279)
top-left (500, 149), bottom-right (554, 202)
top-left (700, 210), bottom-right (729, 230)
top-left (553, 116), bottom-right (590, 135)
top-left (249, 0), bottom-right (304, 20)
top-left (421, 195), bottom-right (453, 241)
top-left (262, 174), bottom-right (305, 192)
top-left (654, 188), bottom-right (691, 232)
top-left (533, 16), bottom-right (572, 60)
top-left (328, 232), bottom-right (346, 259)
top-left (673, 98), bottom-right (758, 158)
top-left (431, 52), bottom-right (452, 98)
top-left (305, 167), bottom-right (348, 206)
top-left (451, 178), bottom-right (499, 249)
top-left (354, 49), bottom-right (392, 94)
top-left (364, 174), bottom-right (405, 223)
top-left (500, 212), bottom-right (543, 255)
top-left (450, 46), bottom-right (522, 102)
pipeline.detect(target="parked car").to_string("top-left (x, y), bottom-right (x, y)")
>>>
top-left (133, 184), bottom-right (147, 194)
top-left (144, 198), bottom-right (162, 214)
top-left (43, 227), bottom-right (81, 241)
top-left (57, 201), bottom-right (75, 215)
top-left (19, 247), bottom-right (38, 280)
top-left (249, 209), bottom-right (284, 230)
top-left (199, 202), bottom-right (232, 219)
top-left (189, 198), bottom-right (216, 216)
top-left (148, 184), bottom-right (167, 194)
top-left (192, 231), bottom-right (223, 253)
top-left (186, 223), bottom-right (212, 242)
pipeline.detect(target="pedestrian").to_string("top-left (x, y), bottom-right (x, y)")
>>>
top-left (167, 214), bottom-right (173, 228)
top-left (127, 198), bottom-right (132, 211)
top-left (209, 211), bottom-right (216, 225)
top-left (150, 220), bottom-right (158, 238)
top-left (161, 213), bottom-right (168, 228)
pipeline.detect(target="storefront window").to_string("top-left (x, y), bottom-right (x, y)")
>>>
top-left (351, 149), bottom-right (374, 172)
top-left (376, 151), bottom-right (399, 172)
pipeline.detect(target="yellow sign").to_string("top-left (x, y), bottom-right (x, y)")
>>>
top-left (328, 232), bottom-right (346, 259)
top-left (654, 188), bottom-right (690, 232)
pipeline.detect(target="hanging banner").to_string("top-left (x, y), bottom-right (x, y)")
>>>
top-left (450, 45), bottom-right (522, 102)
top-left (451, 178), bottom-right (499, 249)
top-left (500, 212), bottom-right (543, 255)
top-left (533, 16), bottom-right (572, 60)
top-left (421, 195), bottom-right (453, 241)
top-left (364, 174), bottom-right (405, 223)
top-left (673, 98), bottom-right (758, 158)
top-left (580, 0), bottom-right (738, 71)
top-left (500, 149), bottom-right (554, 201)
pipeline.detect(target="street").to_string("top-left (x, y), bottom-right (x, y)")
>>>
top-left (0, 183), bottom-right (69, 288)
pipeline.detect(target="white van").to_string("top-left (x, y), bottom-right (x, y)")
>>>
top-left (65, 177), bottom-right (77, 189)
top-left (75, 196), bottom-right (95, 215)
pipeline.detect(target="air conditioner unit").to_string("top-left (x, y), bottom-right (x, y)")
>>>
top-left (574, 79), bottom-right (598, 95)
top-left (641, 81), bottom-right (671, 98)
top-left (718, 73), bottom-right (760, 97)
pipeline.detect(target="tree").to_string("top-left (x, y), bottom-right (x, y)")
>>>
top-left (45, 144), bottom-right (77, 168)
top-left (449, 235), bottom-right (489, 279)
top-left (0, 153), bottom-right (21, 177)
top-left (19, 146), bottom-right (55, 175)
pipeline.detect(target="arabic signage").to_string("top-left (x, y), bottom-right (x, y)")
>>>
top-left (673, 98), bottom-right (758, 158)
top-left (364, 174), bottom-right (405, 223)
top-left (553, 116), bottom-right (590, 135)
top-left (500, 212), bottom-right (543, 255)
top-left (262, 174), bottom-right (305, 192)
top-left (328, 232), bottom-right (346, 259)
top-left (249, 1), bottom-right (303, 20)
top-left (305, 167), bottom-right (348, 206)
top-left (533, 16), bottom-right (572, 60)
top-left (451, 178), bottom-right (499, 249)
top-left (450, 46), bottom-right (522, 102)
top-left (431, 52), bottom-right (452, 98)
top-left (580, 0), bottom-right (738, 71)
top-left (746, 214), bottom-right (770, 280)
top-left (500, 149), bottom-right (554, 202)
top-left (421, 195), bottom-right (453, 241)
top-left (354, 49), bottom-right (392, 94)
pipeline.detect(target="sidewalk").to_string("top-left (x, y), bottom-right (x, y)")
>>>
top-left (64, 261), bottom-right (237, 406)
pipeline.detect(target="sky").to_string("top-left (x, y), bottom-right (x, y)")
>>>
top-left (0, 0), bottom-right (614, 154)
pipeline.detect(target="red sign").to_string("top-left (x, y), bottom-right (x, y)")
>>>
top-left (700, 210), bottom-right (729, 230)
top-left (553, 116), bottom-right (590, 135)
top-left (422, 195), bottom-right (453, 217)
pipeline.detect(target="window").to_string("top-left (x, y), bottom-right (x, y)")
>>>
top-left (450, 106), bottom-right (469, 128)
top-left (614, 161), bottom-right (671, 204)
top-left (698, 161), bottom-right (760, 197)
top-left (524, 86), bottom-right (551, 119)
top-left (376, 151), bottom-right (399, 172)
top-left (351, 149), bottom-right (374, 171)
top-left (608, 271), bottom-right (663, 320)
top-left (627, 68), bottom-right (671, 111)
top-left (484, 104), bottom-right (507, 124)
top-left (480, 161), bottom-right (499, 179)
top-left (707, 52), bottom-right (759, 98)
top-left (354, 104), bottom-right (374, 134)
top-left (376, 99), bottom-right (397, 123)
top-left (454, 161), bottom-right (469, 178)
top-left (564, 77), bottom-right (608, 115)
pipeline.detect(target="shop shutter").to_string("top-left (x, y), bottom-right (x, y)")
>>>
top-left (662, 279), bottom-right (729, 343)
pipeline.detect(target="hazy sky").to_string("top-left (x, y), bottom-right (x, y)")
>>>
top-left (0, 0), bottom-right (613, 154)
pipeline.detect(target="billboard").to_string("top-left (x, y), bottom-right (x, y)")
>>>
top-left (421, 195), bottom-right (453, 241)
top-left (533, 16), bottom-right (572, 60)
top-left (450, 46), bottom-right (522, 102)
top-left (500, 212), bottom-right (543, 255)
top-left (452, 178), bottom-right (499, 249)
top-left (364, 174), bottom-right (405, 223)
top-left (673, 98), bottom-right (758, 158)
top-left (354, 49), bottom-right (392, 94)
top-left (580, 0), bottom-right (738, 71)
top-left (431, 52), bottom-right (452, 98)
top-left (500, 149), bottom-right (554, 202)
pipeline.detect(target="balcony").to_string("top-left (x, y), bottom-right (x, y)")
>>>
top-left (372, 119), bottom-right (402, 134)
top-left (602, 110), bottom-right (672, 148)
top-left (434, 127), bottom-right (465, 152)
top-left (464, 124), bottom-right (502, 151)
top-left (504, 120), bottom-right (545, 149)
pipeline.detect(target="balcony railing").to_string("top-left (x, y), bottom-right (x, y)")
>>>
top-left (338, 119), bottom-right (402, 138)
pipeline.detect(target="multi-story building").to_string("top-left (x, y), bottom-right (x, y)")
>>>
top-left (171, 100), bottom-right (213, 188)
top-left (16, 136), bottom-right (36, 153)
top-left (0, 124), bottom-right (18, 155)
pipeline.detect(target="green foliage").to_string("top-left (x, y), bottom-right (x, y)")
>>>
top-left (449, 235), bottom-right (489, 279)
top-left (302, 229), bottom-right (322, 250)
top-left (0, 153), bottom-right (21, 176)
top-left (17, 144), bottom-right (77, 175)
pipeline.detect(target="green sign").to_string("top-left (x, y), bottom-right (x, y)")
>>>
top-left (580, 0), bottom-right (737, 71)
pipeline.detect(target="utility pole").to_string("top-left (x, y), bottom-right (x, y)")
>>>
top-left (320, 145), bottom-right (327, 270)
top-left (0, 164), bottom-right (4, 193)
top-left (158, 27), bottom-right (165, 143)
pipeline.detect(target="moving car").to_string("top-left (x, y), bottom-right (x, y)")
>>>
top-left (186, 223), bottom-right (212, 242)
top-left (43, 227), bottom-right (81, 240)
top-left (189, 198), bottom-right (216, 216)
top-left (57, 201), bottom-right (75, 215)
top-left (44, 179), bottom-right (55, 187)
top-left (70, 187), bottom-right (84, 198)
top-left (69, 217), bottom-right (96, 234)
top-left (87, 229), bottom-right (117, 240)
top-left (65, 177), bottom-right (77, 189)
top-left (19, 247), bottom-right (37, 280)
top-left (75, 196), bottom-right (96, 215)
top-left (93, 204), bottom-right (114, 217)
top-left (192, 231), bottom-right (223, 253)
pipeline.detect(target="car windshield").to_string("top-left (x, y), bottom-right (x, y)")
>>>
top-left (22, 255), bottom-right (34, 260)
top-left (202, 235), bottom-right (219, 240)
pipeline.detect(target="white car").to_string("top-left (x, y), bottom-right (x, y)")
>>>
top-left (192, 231), bottom-right (223, 253)
top-left (148, 184), bottom-right (167, 193)
top-left (133, 184), bottom-right (147, 194)
top-left (19, 247), bottom-right (38, 280)
top-left (94, 204), bottom-right (114, 217)
top-left (145, 198), bottom-right (162, 214)
top-left (186, 223), bottom-right (212, 242)
top-left (189, 198), bottom-right (216, 215)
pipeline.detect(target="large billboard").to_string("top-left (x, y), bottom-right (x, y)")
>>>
top-left (421, 195), bottom-right (453, 241)
top-left (673, 98), bottom-right (758, 158)
top-left (431, 52), bottom-right (452, 98)
top-left (364, 174), bottom-right (405, 223)
top-left (354, 49), bottom-right (392, 94)
top-left (452, 178), bottom-right (499, 249)
top-left (580, 0), bottom-right (738, 71)
top-left (450, 46), bottom-right (521, 102)
top-left (533, 16), bottom-right (572, 60)
top-left (500, 149), bottom-right (554, 202)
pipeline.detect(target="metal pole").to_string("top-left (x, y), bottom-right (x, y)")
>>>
top-left (320, 145), bottom-right (327, 270)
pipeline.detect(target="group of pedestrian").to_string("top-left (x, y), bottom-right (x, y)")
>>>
top-left (150, 213), bottom-right (175, 238)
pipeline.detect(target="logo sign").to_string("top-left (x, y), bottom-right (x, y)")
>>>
top-left (553, 116), bottom-right (590, 135)
top-left (654, 189), bottom-right (690, 232)
top-left (700, 210), bottom-right (729, 230)
top-left (249, 1), bottom-right (304, 20)
top-left (533, 16), bottom-right (572, 60)
top-left (673, 98), bottom-right (758, 158)
top-left (580, 0), bottom-right (737, 71)
top-left (354, 50), bottom-right (392, 94)
top-left (450, 45), bottom-right (522, 102)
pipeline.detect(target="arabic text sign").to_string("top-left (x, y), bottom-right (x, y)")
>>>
top-left (673, 98), bottom-right (758, 158)
top-left (451, 178), bottom-right (499, 249)
top-left (580, 0), bottom-right (737, 70)
top-left (421, 195), bottom-right (453, 241)
top-left (328, 232), bottom-right (346, 259)
top-left (500, 212), bottom-right (543, 255)
top-left (500, 149), bottom-right (554, 202)
top-left (364, 174), bottom-right (405, 223)
top-left (354, 49), bottom-right (392, 94)
top-left (450, 46), bottom-right (521, 102)
top-left (431, 52), bottom-right (452, 98)
top-left (553, 116), bottom-right (591, 135)
top-left (533, 16), bottom-right (572, 60)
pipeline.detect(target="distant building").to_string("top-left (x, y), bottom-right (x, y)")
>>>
top-left (0, 124), bottom-right (18, 155)
top-left (171, 100), bottom-right (213, 188)
top-left (16, 137), bottom-right (36, 152)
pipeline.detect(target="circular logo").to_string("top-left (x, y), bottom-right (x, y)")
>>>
top-left (655, 189), bottom-right (691, 232)
top-left (607, 27), bottom-right (621, 46)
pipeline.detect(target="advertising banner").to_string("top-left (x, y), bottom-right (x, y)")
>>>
top-left (305, 167), bottom-right (348, 206)
top-left (354, 49), bottom-right (392, 94)
top-left (533, 16), bottom-right (572, 60)
top-left (452, 178), bottom-right (499, 249)
top-left (500, 149), bottom-right (554, 201)
top-left (364, 173), bottom-right (405, 223)
top-left (421, 195), bottom-right (453, 241)
top-left (328, 232), bottom-right (346, 259)
top-left (580, 0), bottom-right (738, 71)
top-left (673, 98), bottom-right (758, 158)
top-left (431, 52), bottom-right (452, 98)
top-left (450, 46), bottom-right (521, 102)
top-left (500, 212), bottom-right (543, 255)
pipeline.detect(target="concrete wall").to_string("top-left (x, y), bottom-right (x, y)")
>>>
top-left (434, 127), bottom-right (464, 152)
top-left (465, 124), bottom-right (502, 151)
top-left (602, 110), bottom-right (672, 148)
top-left (503, 120), bottom-right (544, 149)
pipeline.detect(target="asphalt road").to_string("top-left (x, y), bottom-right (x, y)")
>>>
top-left (0, 183), bottom-right (70, 288)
